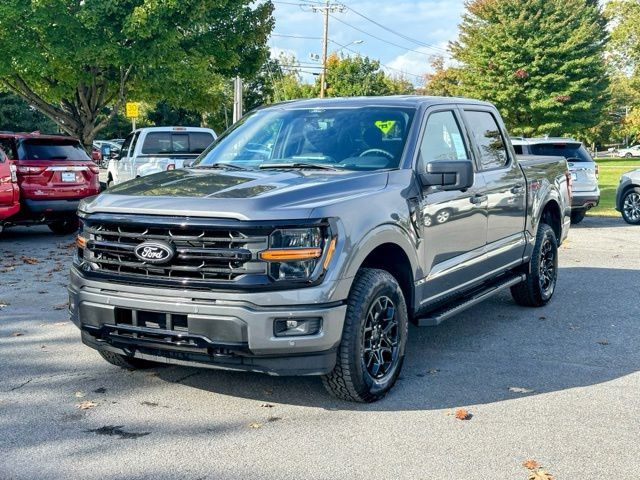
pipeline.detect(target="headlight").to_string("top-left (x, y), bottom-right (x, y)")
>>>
top-left (259, 227), bottom-right (334, 281)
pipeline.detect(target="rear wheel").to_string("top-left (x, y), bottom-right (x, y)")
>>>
top-left (322, 268), bottom-right (408, 402)
top-left (626, 152), bottom-right (633, 158)
top-left (621, 187), bottom-right (640, 225)
top-left (98, 350), bottom-right (157, 370)
top-left (48, 217), bottom-right (79, 235)
top-left (511, 222), bottom-right (558, 307)
top-left (570, 210), bottom-right (586, 224)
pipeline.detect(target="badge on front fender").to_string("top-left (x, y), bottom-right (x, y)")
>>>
top-left (134, 241), bottom-right (175, 264)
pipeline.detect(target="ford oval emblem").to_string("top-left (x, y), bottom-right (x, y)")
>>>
top-left (134, 241), bottom-right (175, 264)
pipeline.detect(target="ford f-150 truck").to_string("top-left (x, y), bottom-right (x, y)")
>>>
top-left (70, 97), bottom-right (571, 402)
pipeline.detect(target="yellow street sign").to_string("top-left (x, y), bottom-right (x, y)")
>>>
top-left (375, 120), bottom-right (396, 135)
top-left (125, 102), bottom-right (139, 118)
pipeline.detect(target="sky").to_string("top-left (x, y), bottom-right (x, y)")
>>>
top-left (270, 0), bottom-right (466, 84)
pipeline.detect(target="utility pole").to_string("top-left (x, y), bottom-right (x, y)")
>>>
top-left (310, 1), bottom-right (345, 98)
top-left (233, 76), bottom-right (243, 124)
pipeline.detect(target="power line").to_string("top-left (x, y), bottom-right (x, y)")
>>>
top-left (329, 14), bottom-right (450, 58)
top-left (271, 33), bottom-right (323, 40)
top-left (344, 5), bottom-right (450, 55)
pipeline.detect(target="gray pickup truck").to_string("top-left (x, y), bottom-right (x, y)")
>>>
top-left (70, 96), bottom-right (571, 402)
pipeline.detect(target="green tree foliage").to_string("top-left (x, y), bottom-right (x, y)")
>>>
top-left (451, 0), bottom-right (609, 137)
top-left (420, 56), bottom-right (461, 97)
top-left (146, 101), bottom-right (202, 129)
top-left (323, 54), bottom-right (404, 97)
top-left (0, 92), bottom-right (57, 133)
top-left (0, 0), bottom-right (273, 148)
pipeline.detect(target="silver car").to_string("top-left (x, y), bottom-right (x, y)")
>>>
top-left (512, 138), bottom-right (600, 224)
top-left (616, 168), bottom-right (640, 225)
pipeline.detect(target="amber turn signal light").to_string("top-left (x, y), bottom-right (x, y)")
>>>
top-left (323, 237), bottom-right (337, 269)
top-left (76, 235), bottom-right (87, 248)
top-left (259, 248), bottom-right (322, 262)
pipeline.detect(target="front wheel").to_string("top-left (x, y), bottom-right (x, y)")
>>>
top-left (621, 187), bottom-right (640, 225)
top-left (511, 222), bottom-right (558, 307)
top-left (48, 217), bottom-right (79, 235)
top-left (322, 268), bottom-right (408, 402)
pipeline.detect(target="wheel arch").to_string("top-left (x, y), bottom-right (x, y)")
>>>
top-left (540, 198), bottom-right (562, 241)
top-left (340, 225), bottom-right (420, 315)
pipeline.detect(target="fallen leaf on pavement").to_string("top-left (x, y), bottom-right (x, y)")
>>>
top-left (428, 368), bottom-right (440, 374)
top-left (10, 332), bottom-right (24, 337)
top-left (597, 340), bottom-right (610, 346)
top-left (538, 316), bottom-right (546, 321)
top-left (528, 469), bottom-right (555, 480)
top-left (53, 303), bottom-right (68, 310)
top-left (267, 416), bottom-right (282, 422)
top-left (76, 400), bottom-right (97, 410)
top-left (0, 302), bottom-right (9, 308)
top-left (260, 403), bottom-right (274, 408)
top-left (454, 408), bottom-right (472, 420)
top-left (53, 322), bottom-right (68, 327)
top-left (509, 387), bottom-right (534, 394)
top-left (522, 460), bottom-right (540, 470)
top-left (75, 391), bottom-right (86, 398)
top-left (248, 422), bottom-right (263, 429)
top-left (0, 267), bottom-right (15, 273)
top-left (21, 256), bottom-right (39, 265)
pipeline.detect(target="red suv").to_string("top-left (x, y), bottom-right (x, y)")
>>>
top-left (0, 147), bottom-right (19, 231)
top-left (0, 132), bottom-right (100, 234)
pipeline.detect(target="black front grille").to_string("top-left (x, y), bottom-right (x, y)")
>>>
top-left (83, 218), bottom-right (269, 283)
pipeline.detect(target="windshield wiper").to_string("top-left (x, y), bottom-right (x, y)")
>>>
top-left (194, 163), bottom-right (248, 171)
top-left (259, 162), bottom-right (338, 171)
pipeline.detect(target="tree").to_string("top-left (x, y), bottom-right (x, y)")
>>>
top-left (323, 54), bottom-right (392, 97)
top-left (450, 0), bottom-right (609, 137)
top-left (0, 0), bottom-right (273, 149)
top-left (420, 56), bottom-right (461, 97)
top-left (0, 92), bottom-right (57, 133)
top-left (146, 101), bottom-right (202, 128)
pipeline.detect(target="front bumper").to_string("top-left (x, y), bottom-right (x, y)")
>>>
top-left (68, 267), bottom-right (349, 376)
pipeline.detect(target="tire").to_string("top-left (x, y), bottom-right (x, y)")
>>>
top-left (98, 350), bottom-right (157, 370)
top-left (511, 222), bottom-right (558, 307)
top-left (48, 217), bottom-right (79, 235)
top-left (322, 268), bottom-right (408, 403)
top-left (626, 152), bottom-right (633, 158)
top-left (621, 187), bottom-right (640, 225)
top-left (570, 211), bottom-right (586, 225)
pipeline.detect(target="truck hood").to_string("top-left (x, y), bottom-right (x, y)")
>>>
top-left (81, 167), bottom-right (389, 220)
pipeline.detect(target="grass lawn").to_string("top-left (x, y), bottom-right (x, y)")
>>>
top-left (589, 157), bottom-right (640, 217)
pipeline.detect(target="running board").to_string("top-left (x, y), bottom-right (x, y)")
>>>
top-left (415, 274), bottom-right (526, 327)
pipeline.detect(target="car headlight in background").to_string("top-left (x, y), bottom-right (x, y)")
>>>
top-left (259, 227), bottom-right (336, 281)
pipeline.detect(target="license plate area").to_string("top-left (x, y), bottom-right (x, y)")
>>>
top-left (61, 171), bottom-right (76, 182)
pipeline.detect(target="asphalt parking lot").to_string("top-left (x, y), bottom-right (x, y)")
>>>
top-left (1, 217), bottom-right (639, 479)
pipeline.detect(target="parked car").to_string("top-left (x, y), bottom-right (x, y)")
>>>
top-left (106, 127), bottom-right (216, 186)
top-left (0, 132), bottom-right (100, 234)
top-left (617, 145), bottom-right (640, 158)
top-left (91, 146), bottom-right (102, 165)
top-left (93, 141), bottom-right (121, 168)
top-left (0, 147), bottom-right (19, 232)
top-left (71, 96), bottom-right (571, 402)
top-left (512, 137), bottom-right (599, 224)
top-left (616, 168), bottom-right (640, 224)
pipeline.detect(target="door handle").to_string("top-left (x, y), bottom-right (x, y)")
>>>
top-left (511, 184), bottom-right (525, 194)
top-left (470, 194), bottom-right (488, 205)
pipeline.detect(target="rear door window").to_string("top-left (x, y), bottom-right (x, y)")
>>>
top-left (529, 143), bottom-right (592, 162)
top-left (20, 140), bottom-right (90, 161)
top-left (464, 110), bottom-right (509, 170)
top-left (141, 132), bottom-right (214, 155)
top-left (0, 139), bottom-right (17, 159)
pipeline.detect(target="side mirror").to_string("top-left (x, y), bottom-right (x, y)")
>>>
top-left (420, 160), bottom-right (474, 191)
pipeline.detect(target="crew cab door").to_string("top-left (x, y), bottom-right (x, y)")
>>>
top-left (461, 108), bottom-right (527, 270)
top-left (415, 108), bottom-right (489, 304)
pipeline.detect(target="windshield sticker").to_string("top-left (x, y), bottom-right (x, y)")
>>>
top-left (375, 120), bottom-right (396, 135)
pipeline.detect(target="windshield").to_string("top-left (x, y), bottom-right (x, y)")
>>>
top-left (529, 142), bottom-right (593, 162)
top-left (194, 106), bottom-right (415, 171)
top-left (21, 139), bottom-right (90, 161)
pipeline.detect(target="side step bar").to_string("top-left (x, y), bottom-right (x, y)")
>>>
top-left (415, 273), bottom-right (526, 327)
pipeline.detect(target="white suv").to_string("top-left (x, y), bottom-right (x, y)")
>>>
top-left (512, 137), bottom-right (600, 224)
top-left (106, 127), bottom-right (216, 187)
top-left (617, 145), bottom-right (640, 158)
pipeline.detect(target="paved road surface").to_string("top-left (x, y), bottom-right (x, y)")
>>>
top-left (1, 216), bottom-right (639, 479)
